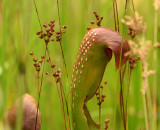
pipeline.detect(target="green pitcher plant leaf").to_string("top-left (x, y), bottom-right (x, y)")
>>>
top-left (71, 27), bottom-right (130, 130)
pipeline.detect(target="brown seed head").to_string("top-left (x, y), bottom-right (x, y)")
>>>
top-left (43, 24), bottom-right (48, 28)
top-left (39, 35), bottom-right (44, 39)
top-left (51, 28), bottom-right (55, 32)
top-left (47, 58), bottom-right (50, 62)
top-left (36, 64), bottom-right (40, 67)
top-left (105, 119), bottom-right (110, 124)
top-left (51, 38), bottom-right (54, 41)
top-left (100, 85), bottom-right (104, 88)
top-left (33, 58), bottom-right (38, 62)
top-left (51, 64), bottom-right (55, 68)
top-left (49, 32), bottom-right (53, 36)
top-left (61, 30), bottom-right (66, 33)
top-left (30, 52), bottom-right (34, 56)
top-left (56, 31), bottom-right (61, 35)
top-left (102, 95), bottom-right (106, 98)
top-left (57, 69), bottom-right (61, 73)
top-left (95, 92), bottom-right (99, 96)
top-left (43, 33), bottom-right (47, 37)
top-left (50, 20), bottom-right (55, 23)
top-left (39, 60), bottom-right (43, 63)
top-left (36, 31), bottom-right (41, 35)
top-left (45, 39), bottom-right (49, 43)
top-left (36, 68), bottom-right (40, 72)
top-left (63, 25), bottom-right (67, 29)
top-left (48, 23), bottom-right (52, 27)
top-left (34, 63), bottom-right (38, 67)
top-left (97, 97), bottom-right (100, 100)
top-left (52, 72), bottom-right (59, 77)
top-left (41, 56), bottom-right (45, 59)
top-left (46, 29), bottom-right (51, 32)
top-left (90, 21), bottom-right (95, 24)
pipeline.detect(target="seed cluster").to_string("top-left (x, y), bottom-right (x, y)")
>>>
top-left (87, 12), bottom-right (103, 30)
top-left (36, 20), bottom-right (67, 44)
top-left (104, 119), bottom-right (110, 130)
top-left (96, 81), bottom-right (107, 106)
top-left (30, 20), bottom-right (67, 84)
top-left (129, 56), bottom-right (140, 70)
top-left (30, 53), bottom-right (57, 76)
top-left (128, 28), bottom-right (138, 38)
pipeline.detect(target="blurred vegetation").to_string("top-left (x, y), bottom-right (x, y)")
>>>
top-left (0, 0), bottom-right (160, 129)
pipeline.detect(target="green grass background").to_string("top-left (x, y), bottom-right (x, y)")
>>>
top-left (0, 0), bottom-right (160, 129)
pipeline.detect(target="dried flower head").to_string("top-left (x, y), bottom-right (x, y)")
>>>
top-left (125, 37), bottom-right (155, 94)
top-left (121, 12), bottom-right (147, 35)
top-left (153, 0), bottom-right (160, 11)
top-left (125, 38), bottom-right (151, 62)
top-left (154, 42), bottom-right (160, 48)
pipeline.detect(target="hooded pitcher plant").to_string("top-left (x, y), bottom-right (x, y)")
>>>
top-left (70, 27), bottom-right (130, 130)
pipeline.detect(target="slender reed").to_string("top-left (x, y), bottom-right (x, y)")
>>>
top-left (32, 0), bottom-right (67, 129)
top-left (46, 47), bottom-right (68, 130)
top-left (112, 0), bottom-right (127, 129)
top-left (98, 88), bottom-right (101, 129)
top-left (35, 48), bottom-right (47, 130)
top-left (112, 0), bottom-right (117, 31)
top-left (56, 0), bottom-right (69, 85)
top-left (32, 0), bottom-right (46, 129)
top-left (153, 0), bottom-right (158, 129)
top-left (32, 0), bottom-right (43, 31)
top-left (56, 1), bottom-right (71, 129)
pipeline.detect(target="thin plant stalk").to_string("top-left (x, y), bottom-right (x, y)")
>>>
top-left (56, 0), bottom-right (69, 86)
top-left (46, 48), bottom-right (70, 130)
top-left (125, 64), bottom-right (132, 130)
top-left (112, 0), bottom-right (119, 32)
top-left (58, 84), bottom-right (68, 130)
top-left (114, 0), bottom-right (119, 32)
top-left (119, 70), bottom-right (126, 130)
top-left (98, 88), bottom-right (101, 130)
top-left (56, 1), bottom-right (71, 129)
top-left (32, 0), bottom-right (69, 129)
top-left (32, 0), bottom-right (43, 31)
top-left (112, 0), bottom-right (117, 31)
top-left (143, 94), bottom-right (149, 130)
top-left (35, 48), bottom-right (47, 130)
top-left (113, 0), bottom-right (128, 129)
top-left (32, 0), bottom-right (46, 127)
top-left (153, 0), bottom-right (158, 129)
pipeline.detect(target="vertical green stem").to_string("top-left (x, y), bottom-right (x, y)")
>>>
top-left (143, 94), bottom-right (149, 130)
top-left (153, 0), bottom-right (158, 129)
top-left (98, 88), bottom-right (101, 130)
top-left (57, 0), bottom-right (69, 87)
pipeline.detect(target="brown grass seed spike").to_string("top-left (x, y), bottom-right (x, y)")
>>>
top-left (71, 27), bottom-right (129, 130)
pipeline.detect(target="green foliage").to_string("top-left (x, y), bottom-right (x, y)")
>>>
top-left (0, 0), bottom-right (159, 130)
